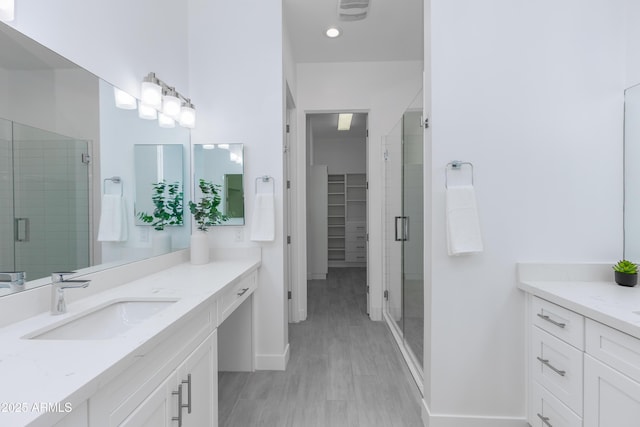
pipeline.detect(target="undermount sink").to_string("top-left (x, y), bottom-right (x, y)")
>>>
top-left (26, 299), bottom-right (178, 340)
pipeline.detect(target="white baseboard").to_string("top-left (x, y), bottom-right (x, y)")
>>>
top-left (421, 402), bottom-right (527, 427)
top-left (307, 273), bottom-right (326, 280)
top-left (369, 305), bottom-right (382, 321)
top-left (255, 343), bottom-right (290, 371)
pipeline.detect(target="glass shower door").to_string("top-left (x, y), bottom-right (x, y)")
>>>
top-left (383, 95), bottom-right (424, 374)
top-left (1, 121), bottom-right (91, 282)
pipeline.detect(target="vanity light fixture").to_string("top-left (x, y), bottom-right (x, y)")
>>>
top-left (140, 72), bottom-right (162, 109)
top-left (162, 87), bottom-right (181, 119)
top-left (114, 87), bottom-right (137, 110)
top-left (325, 27), bottom-right (341, 38)
top-left (202, 144), bottom-right (216, 150)
top-left (0, 0), bottom-right (15, 22)
top-left (179, 100), bottom-right (196, 129)
top-left (337, 113), bottom-right (353, 131)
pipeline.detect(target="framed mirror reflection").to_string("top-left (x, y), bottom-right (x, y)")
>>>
top-left (193, 143), bottom-right (245, 225)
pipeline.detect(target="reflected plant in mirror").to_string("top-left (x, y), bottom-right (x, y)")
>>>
top-left (137, 181), bottom-right (184, 230)
top-left (189, 179), bottom-right (227, 231)
top-left (193, 143), bottom-right (245, 225)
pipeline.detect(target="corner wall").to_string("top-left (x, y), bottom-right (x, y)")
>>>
top-left (425, 0), bottom-right (626, 424)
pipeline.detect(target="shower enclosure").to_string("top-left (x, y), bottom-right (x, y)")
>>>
top-left (0, 117), bottom-right (91, 282)
top-left (383, 92), bottom-right (424, 381)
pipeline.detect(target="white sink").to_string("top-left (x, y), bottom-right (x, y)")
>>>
top-left (26, 299), bottom-right (178, 340)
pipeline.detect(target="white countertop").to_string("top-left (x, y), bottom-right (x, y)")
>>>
top-left (0, 256), bottom-right (260, 427)
top-left (517, 263), bottom-right (640, 340)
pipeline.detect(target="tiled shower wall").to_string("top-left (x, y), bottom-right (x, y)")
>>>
top-left (0, 119), bottom-right (14, 274)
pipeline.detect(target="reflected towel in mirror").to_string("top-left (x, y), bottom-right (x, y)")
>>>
top-left (446, 185), bottom-right (483, 255)
top-left (97, 194), bottom-right (128, 242)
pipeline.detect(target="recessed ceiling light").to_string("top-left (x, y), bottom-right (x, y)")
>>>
top-left (338, 113), bottom-right (353, 131)
top-left (325, 27), bottom-right (341, 38)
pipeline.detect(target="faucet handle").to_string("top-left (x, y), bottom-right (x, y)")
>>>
top-left (51, 271), bottom-right (76, 282)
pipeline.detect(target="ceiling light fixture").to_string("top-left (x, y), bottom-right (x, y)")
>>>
top-left (325, 27), bottom-right (341, 38)
top-left (0, 0), bottom-right (15, 22)
top-left (337, 113), bottom-right (353, 131)
top-left (114, 87), bottom-right (137, 110)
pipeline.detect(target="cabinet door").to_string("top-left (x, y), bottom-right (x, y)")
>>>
top-left (176, 330), bottom-right (218, 427)
top-left (584, 354), bottom-right (640, 427)
top-left (119, 372), bottom-right (177, 427)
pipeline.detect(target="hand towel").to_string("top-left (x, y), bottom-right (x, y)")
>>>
top-left (446, 185), bottom-right (483, 256)
top-left (97, 194), bottom-right (128, 242)
top-left (250, 193), bottom-right (275, 242)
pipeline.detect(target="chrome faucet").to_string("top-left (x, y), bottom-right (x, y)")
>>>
top-left (50, 272), bottom-right (90, 315)
top-left (0, 271), bottom-right (26, 291)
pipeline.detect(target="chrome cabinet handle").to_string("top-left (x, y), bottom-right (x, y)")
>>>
top-left (182, 374), bottom-right (192, 414)
top-left (536, 313), bottom-right (566, 328)
top-left (237, 287), bottom-right (249, 297)
top-left (172, 384), bottom-right (183, 426)
top-left (536, 356), bottom-right (566, 377)
top-left (537, 413), bottom-right (553, 427)
top-left (395, 216), bottom-right (408, 241)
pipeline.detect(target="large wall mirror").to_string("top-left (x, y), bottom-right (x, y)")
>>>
top-left (625, 83), bottom-right (640, 261)
top-left (0, 22), bottom-right (190, 296)
top-left (193, 143), bottom-right (245, 225)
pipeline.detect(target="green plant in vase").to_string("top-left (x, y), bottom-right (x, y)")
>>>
top-left (188, 179), bottom-right (227, 231)
top-left (137, 180), bottom-right (184, 231)
top-left (613, 259), bottom-right (638, 287)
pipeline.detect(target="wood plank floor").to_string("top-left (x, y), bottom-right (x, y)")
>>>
top-left (219, 267), bottom-right (424, 426)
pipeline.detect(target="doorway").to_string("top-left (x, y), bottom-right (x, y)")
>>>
top-left (306, 112), bottom-right (369, 314)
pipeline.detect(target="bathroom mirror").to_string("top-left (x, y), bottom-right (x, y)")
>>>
top-left (624, 83), bottom-right (640, 261)
top-left (134, 144), bottom-right (185, 226)
top-left (193, 144), bottom-right (245, 225)
top-left (0, 22), bottom-right (190, 296)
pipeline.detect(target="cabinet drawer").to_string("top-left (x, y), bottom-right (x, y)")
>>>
top-left (218, 271), bottom-right (257, 325)
top-left (532, 382), bottom-right (581, 427)
top-left (532, 296), bottom-right (584, 350)
top-left (586, 318), bottom-right (640, 383)
top-left (532, 327), bottom-right (583, 415)
top-left (346, 240), bottom-right (366, 253)
top-left (345, 222), bottom-right (366, 234)
top-left (346, 252), bottom-right (367, 263)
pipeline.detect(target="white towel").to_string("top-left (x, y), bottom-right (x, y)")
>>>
top-left (446, 185), bottom-right (483, 256)
top-left (250, 193), bottom-right (275, 242)
top-left (97, 194), bottom-right (128, 242)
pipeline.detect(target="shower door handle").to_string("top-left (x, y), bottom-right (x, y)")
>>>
top-left (15, 218), bottom-right (29, 242)
top-left (395, 216), bottom-right (408, 241)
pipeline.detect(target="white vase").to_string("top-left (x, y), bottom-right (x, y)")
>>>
top-left (190, 230), bottom-right (210, 264)
top-left (152, 230), bottom-right (171, 256)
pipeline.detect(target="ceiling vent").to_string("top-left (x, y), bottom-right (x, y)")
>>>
top-left (338, 0), bottom-right (369, 21)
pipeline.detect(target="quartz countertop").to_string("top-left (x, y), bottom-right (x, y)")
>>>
top-left (0, 255), bottom-right (260, 427)
top-left (517, 262), bottom-right (640, 340)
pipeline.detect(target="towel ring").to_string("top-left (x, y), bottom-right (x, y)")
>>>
top-left (445, 161), bottom-right (474, 188)
top-left (103, 176), bottom-right (123, 195)
top-left (255, 175), bottom-right (274, 194)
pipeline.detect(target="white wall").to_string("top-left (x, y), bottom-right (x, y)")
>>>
top-left (426, 0), bottom-right (626, 424)
top-left (296, 60), bottom-right (423, 321)
top-left (187, 0), bottom-right (288, 369)
top-left (313, 136), bottom-right (366, 174)
top-left (626, 0), bottom-right (640, 86)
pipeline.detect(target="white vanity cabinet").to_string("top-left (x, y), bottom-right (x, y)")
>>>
top-left (583, 319), bottom-right (640, 427)
top-left (528, 296), bottom-right (584, 426)
top-left (89, 302), bottom-right (217, 427)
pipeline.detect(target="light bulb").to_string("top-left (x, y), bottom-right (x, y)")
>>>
top-left (140, 74), bottom-right (162, 109)
top-left (179, 103), bottom-right (196, 129)
top-left (158, 112), bottom-right (176, 128)
top-left (162, 88), bottom-right (181, 119)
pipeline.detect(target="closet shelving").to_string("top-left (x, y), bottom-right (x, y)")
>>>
top-left (328, 173), bottom-right (367, 265)
top-left (328, 174), bottom-right (346, 261)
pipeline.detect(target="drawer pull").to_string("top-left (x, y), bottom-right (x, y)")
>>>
top-left (536, 313), bottom-right (566, 328)
top-left (182, 374), bottom-right (192, 414)
top-left (536, 413), bottom-right (553, 427)
top-left (172, 384), bottom-right (184, 426)
top-left (536, 356), bottom-right (566, 377)
top-left (237, 287), bottom-right (250, 297)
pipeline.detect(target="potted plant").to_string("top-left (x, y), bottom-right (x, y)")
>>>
top-left (188, 179), bottom-right (227, 264)
top-left (137, 180), bottom-right (184, 255)
top-left (613, 259), bottom-right (638, 287)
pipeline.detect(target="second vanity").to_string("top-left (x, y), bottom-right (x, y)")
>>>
top-left (518, 263), bottom-right (640, 427)
top-left (0, 249), bottom-right (260, 427)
